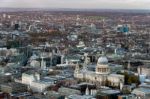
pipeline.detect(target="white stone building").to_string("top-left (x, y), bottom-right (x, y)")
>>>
top-left (22, 73), bottom-right (54, 92)
top-left (74, 55), bottom-right (124, 89)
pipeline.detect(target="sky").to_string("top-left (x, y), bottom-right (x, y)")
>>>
top-left (0, 0), bottom-right (150, 9)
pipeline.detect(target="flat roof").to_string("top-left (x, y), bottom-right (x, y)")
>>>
top-left (101, 90), bottom-right (120, 94)
top-left (132, 88), bottom-right (150, 94)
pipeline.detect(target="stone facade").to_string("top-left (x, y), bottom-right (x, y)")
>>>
top-left (74, 55), bottom-right (124, 88)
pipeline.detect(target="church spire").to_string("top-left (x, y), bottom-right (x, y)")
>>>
top-left (120, 79), bottom-right (124, 91)
top-left (82, 53), bottom-right (88, 72)
top-left (41, 53), bottom-right (46, 70)
top-left (85, 85), bottom-right (90, 95)
top-left (127, 60), bottom-right (131, 70)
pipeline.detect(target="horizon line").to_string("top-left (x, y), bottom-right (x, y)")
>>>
top-left (0, 7), bottom-right (150, 13)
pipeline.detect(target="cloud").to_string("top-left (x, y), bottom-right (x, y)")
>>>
top-left (0, 0), bottom-right (149, 9)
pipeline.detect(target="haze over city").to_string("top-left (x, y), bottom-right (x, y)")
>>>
top-left (0, 0), bottom-right (150, 99)
top-left (0, 0), bottom-right (150, 9)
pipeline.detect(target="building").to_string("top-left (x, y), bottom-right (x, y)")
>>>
top-left (22, 72), bottom-right (40, 85)
top-left (1, 82), bottom-right (27, 94)
top-left (132, 79), bottom-right (150, 99)
top-left (117, 25), bottom-right (129, 33)
top-left (67, 94), bottom-right (95, 99)
top-left (0, 74), bottom-right (12, 84)
top-left (74, 54), bottom-right (124, 89)
top-left (96, 89), bottom-right (121, 99)
top-left (45, 91), bottom-right (62, 99)
top-left (132, 87), bottom-right (150, 99)
top-left (22, 72), bottom-right (55, 92)
top-left (118, 95), bottom-right (135, 99)
top-left (58, 87), bottom-right (81, 97)
top-left (138, 66), bottom-right (150, 78)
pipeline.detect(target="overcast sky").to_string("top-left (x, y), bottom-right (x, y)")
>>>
top-left (0, 0), bottom-right (150, 9)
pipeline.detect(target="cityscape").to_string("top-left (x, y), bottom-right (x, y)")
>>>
top-left (0, 1), bottom-right (150, 99)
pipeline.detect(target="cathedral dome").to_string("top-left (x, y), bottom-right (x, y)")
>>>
top-left (97, 56), bottom-right (108, 64)
top-left (96, 56), bottom-right (110, 75)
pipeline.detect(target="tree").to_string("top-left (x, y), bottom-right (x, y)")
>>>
top-left (117, 72), bottom-right (140, 85)
top-left (127, 76), bottom-right (132, 84)
top-left (127, 75), bottom-right (140, 84)
top-left (122, 88), bottom-right (131, 94)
